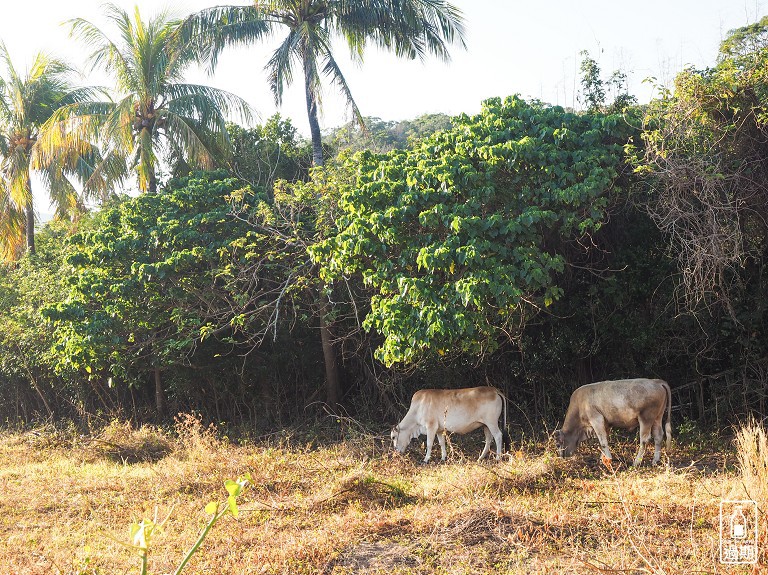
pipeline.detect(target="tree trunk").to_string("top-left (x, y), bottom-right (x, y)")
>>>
top-left (304, 58), bottom-right (324, 168)
top-left (25, 197), bottom-right (35, 256)
top-left (319, 299), bottom-right (341, 408)
top-left (19, 350), bottom-right (52, 418)
top-left (154, 367), bottom-right (167, 420)
top-left (148, 167), bottom-right (158, 194)
top-left (304, 54), bottom-right (341, 408)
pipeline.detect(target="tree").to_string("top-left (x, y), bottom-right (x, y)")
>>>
top-left (578, 50), bottom-right (637, 114)
top-left (632, 16), bottom-right (768, 418)
top-left (182, 0), bottom-right (465, 167)
top-left (637, 16), bottom-right (768, 314)
top-left (312, 96), bottom-right (635, 366)
top-left (578, 50), bottom-right (606, 113)
top-left (181, 0), bottom-right (465, 406)
top-left (325, 113), bottom-right (453, 154)
top-left (0, 44), bottom-right (88, 258)
top-left (38, 4), bottom-right (251, 194)
top-left (0, 221), bottom-right (78, 420)
top-left (227, 113), bottom-right (313, 198)
top-left (45, 171), bottom-right (302, 418)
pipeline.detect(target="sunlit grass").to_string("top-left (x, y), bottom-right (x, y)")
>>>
top-left (0, 418), bottom-right (762, 574)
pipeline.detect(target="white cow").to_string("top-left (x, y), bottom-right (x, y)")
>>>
top-left (391, 386), bottom-right (509, 463)
top-left (554, 378), bottom-right (672, 466)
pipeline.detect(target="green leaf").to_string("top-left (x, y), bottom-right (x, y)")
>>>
top-left (224, 479), bottom-right (242, 497)
top-left (227, 495), bottom-right (239, 518)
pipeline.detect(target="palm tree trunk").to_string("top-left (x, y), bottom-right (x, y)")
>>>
top-left (24, 199), bottom-right (35, 255)
top-left (24, 173), bottom-right (35, 255)
top-left (304, 55), bottom-right (341, 409)
top-left (305, 61), bottom-right (324, 168)
top-left (148, 167), bottom-right (158, 194)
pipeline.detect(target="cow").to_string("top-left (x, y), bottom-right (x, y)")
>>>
top-left (390, 386), bottom-right (510, 463)
top-left (554, 378), bottom-right (672, 466)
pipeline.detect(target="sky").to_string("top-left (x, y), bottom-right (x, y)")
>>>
top-left (0, 0), bottom-right (765, 211)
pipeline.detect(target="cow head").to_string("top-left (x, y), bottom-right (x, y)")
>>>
top-left (390, 425), bottom-right (411, 454)
top-left (554, 429), bottom-right (579, 457)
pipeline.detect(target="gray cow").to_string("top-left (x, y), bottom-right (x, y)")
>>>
top-left (554, 378), bottom-right (672, 466)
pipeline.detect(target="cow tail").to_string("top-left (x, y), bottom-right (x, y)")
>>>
top-left (499, 390), bottom-right (511, 453)
top-left (663, 380), bottom-right (672, 451)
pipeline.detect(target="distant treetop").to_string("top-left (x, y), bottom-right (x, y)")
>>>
top-left (325, 113), bottom-right (453, 154)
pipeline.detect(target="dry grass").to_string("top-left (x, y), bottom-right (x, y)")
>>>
top-left (0, 418), bottom-right (764, 574)
top-left (735, 418), bottom-right (768, 510)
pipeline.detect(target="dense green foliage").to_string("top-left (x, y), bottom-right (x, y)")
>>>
top-left (4, 12), bottom-right (768, 430)
top-left (181, 0), bottom-right (467, 403)
top-left (0, 222), bottom-right (76, 420)
top-left (43, 172), bottom-right (305, 414)
top-left (314, 96), bottom-right (635, 366)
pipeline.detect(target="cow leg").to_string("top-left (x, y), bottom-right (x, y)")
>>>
top-left (633, 420), bottom-right (652, 466)
top-left (478, 427), bottom-right (493, 460)
top-left (651, 420), bottom-right (664, 465)
top-left (424, 426), bottom-right (437, 463)
top-left (489, 424), bottom-right (504, 461)
top-left (437, 431), bottom-right (447, 461)
top-left (588, 414), bottom-right (612, 461)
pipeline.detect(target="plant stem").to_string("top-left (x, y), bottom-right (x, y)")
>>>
top-left (172, 511), bottom-right (223, 575)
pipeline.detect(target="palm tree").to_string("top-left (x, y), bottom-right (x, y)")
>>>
top-left (38, 4), bottom-right (252, 194)
top-left (0, 43), bottom-right (87, 259)
top-left (181, 1), bottom-right (465, 407)
top-left (181, 0), bottom-right (466, 167)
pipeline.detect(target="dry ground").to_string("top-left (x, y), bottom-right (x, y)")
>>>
top-left (0, 416), bottom-right (765, 575)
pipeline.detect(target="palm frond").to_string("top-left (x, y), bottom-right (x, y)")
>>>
top-left (320, 43), bottom-right (365, 131)
top-left (0, 179), bottom-right (24, 260)
top-left (80, 148), bottom-right (127, 202)
top-left (37, 162), bottom-right (80, 220)
top-left (3, 145), bottom-right (32, 209)
top-left (333, 0), bottom-right (466, 63)
top-left (161, 111), bottom-right (217, 170)
top-left (35, 100), bottom-right (117, 167)
top-left (69, 13), bottom-right (134, 86)
top-left (178, 5), bottom-right (271, 71)
top-left (0, 41), bottom-right (21, 90)
top-left (166, 83), bottom-right (253, 125)
top-left (267, 28), bottom-right (302, 105)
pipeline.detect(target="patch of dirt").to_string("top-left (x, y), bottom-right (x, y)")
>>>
top-left (329, 541), bottom-right (418, 574)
